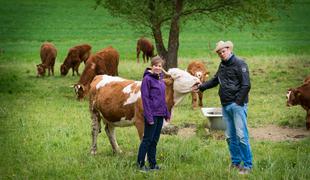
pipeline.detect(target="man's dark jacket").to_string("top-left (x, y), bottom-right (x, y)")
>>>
top-left (198, 54), bottom-right (251, 106)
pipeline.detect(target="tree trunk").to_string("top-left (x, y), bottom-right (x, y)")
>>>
top-left (166, 0), bottom-right (183, 69)
top-left (152, 26), bottom-right (168, 67)
top-left (149, 0), bottom-right (168, 69)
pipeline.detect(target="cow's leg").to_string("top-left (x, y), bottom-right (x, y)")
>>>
top-left (74, 64), bottom-right (80, 76)
top-left (191, 92), bottom-right (198, 108)
top-left (90, 109), bottom-right (101, 155)
top-left (47, 66), bottom-right (51, 76)
top-left (76, 69), bottom-right (80, 76)
top-left (306, 110), bottom-right (310, 130)
top-left (98, 116), bottom-right (102, 133)
top-left (143, 53), bottom-right (146, 63)
top-left (146, 55), bottom-right (149, 63)
top-left (198, 91), bottom-right (203, 107)
top-left (72, 67), bottom-right (75, 76)
top-left (105, 124), bottom-right (122, 153)
top-left (135, 119), bottom-right (144, 141)
top-left (136, 48), bottom-right (140, 63)
top-left (51, 65), bottom-right (54, 76)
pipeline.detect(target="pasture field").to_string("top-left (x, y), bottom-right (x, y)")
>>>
top-left (1, 0), bottom-right (310, 179)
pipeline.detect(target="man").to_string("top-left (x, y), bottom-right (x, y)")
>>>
top-left (194, 40), bottom-right (253, 174)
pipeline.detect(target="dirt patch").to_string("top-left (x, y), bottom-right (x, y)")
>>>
top-left (173, 125), bottom-right (310, 141)
top-left (249, 125), bottom-right (310, 142)
top-left (178, 128), bottom-right (196, 138)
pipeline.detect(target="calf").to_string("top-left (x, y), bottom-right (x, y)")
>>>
top-left (74, 46), bottom-right (119, 100)
top-left (60, 44), bottom-right (92, 76)
top-left (287, 80), bottom-right (310, 130)
top-left (136, 37), bottom-right (154, 63)
top-left (187, 61), bottom-right (209, 108)
top-left (36, 42), bottom-right (57, 77)
top-left (89, 68), bottom-right (200, 154)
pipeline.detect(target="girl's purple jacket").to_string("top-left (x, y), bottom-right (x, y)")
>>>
top-left (141, 68), bottom-right (171, 124)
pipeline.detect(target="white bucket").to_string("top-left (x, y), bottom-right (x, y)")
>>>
top-left (201, 107), bottom-right (226, 130)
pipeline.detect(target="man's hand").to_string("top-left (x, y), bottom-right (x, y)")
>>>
top-left (191, 83), bottom-right (200, 93)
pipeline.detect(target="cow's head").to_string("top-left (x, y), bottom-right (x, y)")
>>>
top-left (61, 48), bottom-right (79, 76)
top-left (168, 68), bottom-right (200, 93)
top-left (167, 68), bottom-right (200, 105)
top-left (286, 88), bottom-right (301, 107)
top-left (60, 64), bottom-right (68, 76)
top-left (36, 64), bottom-right (46, 77)
top-left (194, 71), bottom-right (210, 83)
top-left (74, 84), bottom-right (86, 101)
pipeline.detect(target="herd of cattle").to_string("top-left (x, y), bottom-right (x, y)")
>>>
top-left (36, 37), bottom-right (310, 153)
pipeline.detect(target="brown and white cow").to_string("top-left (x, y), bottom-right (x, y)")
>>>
top-left (187, 61), bottom-right (209, 108)
top-left (74, 46), bottom-right (119, 100)
top-left (287, 79), bottom-right (310, 130)
top-left (136, 37), bottom-right (154, 63)
top-left (60, 44), bottom-right (92, 76)
top-left (36, 42), bottom-right (57, 77)
top-left (89, 68), bottom-right (200, 154)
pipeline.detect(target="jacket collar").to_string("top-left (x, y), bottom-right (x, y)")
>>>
top-left (143, 67), bottom-right (163, 80)
top-left (221, 54), bottom-right (235, 66)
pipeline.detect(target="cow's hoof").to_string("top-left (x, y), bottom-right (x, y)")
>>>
top-left (91, 149), bottom-right (97, 155)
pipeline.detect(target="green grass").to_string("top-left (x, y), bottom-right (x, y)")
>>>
top-left (1, 0), bottom-right (310, 179)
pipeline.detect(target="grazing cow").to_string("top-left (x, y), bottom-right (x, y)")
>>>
top-left (60, 44), bottom-right (92, 76)
top-left (287, 79), bottom-right (310, 130)
top-left (36, 42), bottom-right (57, 77)
top-left (187, 61), bottom-right (209, 108)
top-left (89, 68), bottom-right (200, 154)
top-left (136, 37), bottom-right (154, 63)
top-left (74, 46), bottom-right (119, 100)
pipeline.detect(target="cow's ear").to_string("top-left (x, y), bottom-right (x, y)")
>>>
top-left (204, 71), bottom-right (209, 78)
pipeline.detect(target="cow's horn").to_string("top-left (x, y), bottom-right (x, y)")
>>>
top-left (161, 68), bottom-right (170, 76)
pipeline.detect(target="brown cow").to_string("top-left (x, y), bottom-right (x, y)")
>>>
top-left (36, 42), bottom-right (57, 77)
top-left (287, 78), bottom-right (310, 130)
top-left (60, 44), bottom-right (92, 76)
top-left (187, 61), bottom-right (209, 108)
top-left (89, 68), bottom-right (200, 154)
top-left (136, 37), bottom-right (154, 63)
top-left (74, 46), bottom-right (119, 100)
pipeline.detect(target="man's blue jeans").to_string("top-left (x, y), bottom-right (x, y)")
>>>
top-left (222, 103), bottom-right (253, 169)
top-left (137, 116), bottom-right (163, 167)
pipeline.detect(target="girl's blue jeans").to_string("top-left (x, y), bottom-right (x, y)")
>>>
top-left (137, 116), bottom-right (163, 167)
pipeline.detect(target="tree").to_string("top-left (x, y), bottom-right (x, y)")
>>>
top-left (95, 0), bottom-right (292, 69)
